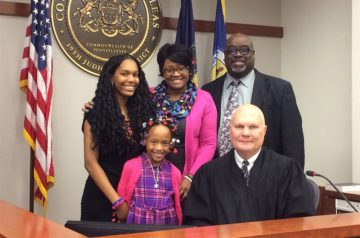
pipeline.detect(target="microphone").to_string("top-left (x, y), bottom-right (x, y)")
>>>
top-left (306, 170), bottom-right (358, 212)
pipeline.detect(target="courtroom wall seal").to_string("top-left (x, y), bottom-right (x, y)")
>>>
top-left (51, 0), bottom-right (162, 76)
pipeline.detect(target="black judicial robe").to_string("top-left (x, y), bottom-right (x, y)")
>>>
top-left (182, 147), bottom-right (315, 226)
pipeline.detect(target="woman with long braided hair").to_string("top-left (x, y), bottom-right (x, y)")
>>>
top-left (81, 54), bottom-right (155, 221)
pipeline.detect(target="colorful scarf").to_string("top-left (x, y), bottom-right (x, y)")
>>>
top-left (152, 77), bottom-right (197, 120)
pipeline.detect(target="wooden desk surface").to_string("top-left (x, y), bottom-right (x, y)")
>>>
top-left (0, 200), bottom-right (86, 238)
top-left (98, 213), bottom-right (360, 238)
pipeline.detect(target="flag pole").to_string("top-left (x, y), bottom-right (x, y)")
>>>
top-left (29, 148), bottom-right (34, 212)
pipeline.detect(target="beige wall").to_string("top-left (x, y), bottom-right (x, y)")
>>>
top-left (0, 14), bottom-right (30, 209)
top-left (282, 0), bottom-right (352, 185)
top-left (352, 0), bottom-right (360, 182)
top-left (0, 0), bottom-right (355, 224)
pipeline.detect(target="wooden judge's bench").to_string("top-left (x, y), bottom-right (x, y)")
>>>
top-left (1, 199), bottom-right (360, 238)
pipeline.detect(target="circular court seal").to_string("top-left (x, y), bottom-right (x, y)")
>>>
top-left (51, 0), bottom-right (162, 76)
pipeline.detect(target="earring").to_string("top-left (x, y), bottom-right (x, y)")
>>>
top-left (171, 138), bottom-right (180, 154)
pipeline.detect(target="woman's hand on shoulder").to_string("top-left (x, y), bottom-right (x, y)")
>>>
top-left (180, 176), bottom-right (192, 200)
top-left (82, 101), bottom-right (94, 113)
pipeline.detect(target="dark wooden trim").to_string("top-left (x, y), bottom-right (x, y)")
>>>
top-left (0, 1), bottom-right (30, 17)
top-left (163, 17), bottom-right (283, 38)
top-left (226, 22), bottom-right (283, 38)
top-left (318, 186), bottom-right (325, 215)
top-left (0, 1), bottom-right (283, 38)
top-left (320, 188), bottom-right (360, 215)
top-left (324, 189), bottom-right (360, 202)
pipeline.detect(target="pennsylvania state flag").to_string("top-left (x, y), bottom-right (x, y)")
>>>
top-left (211, 0), bottom-right (227, 81)
top-left (176, 0), bottom-right (198, 86)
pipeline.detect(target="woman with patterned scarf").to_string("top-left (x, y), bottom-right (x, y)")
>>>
top-left (82, 44), bottom-right (217, 202)
top-left (153, 43), bottom-right (217, 200)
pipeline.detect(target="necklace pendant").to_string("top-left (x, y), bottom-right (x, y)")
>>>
top-left (154, 184), bottom-right (159, 189)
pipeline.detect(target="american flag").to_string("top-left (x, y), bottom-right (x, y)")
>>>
top-left (19, 0), bottom-right (54, 207)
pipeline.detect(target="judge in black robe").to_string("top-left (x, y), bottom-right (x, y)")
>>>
top-left (182, 147), bottom-right (315, 226)
top-left (182, 104), bottom-right (315, 226)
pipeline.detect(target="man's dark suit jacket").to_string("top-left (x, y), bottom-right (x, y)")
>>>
top-left (202, 69), bottom-right (304, 169)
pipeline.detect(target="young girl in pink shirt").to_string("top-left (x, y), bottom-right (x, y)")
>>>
top-left (113, 117), bottom-right (182, 224)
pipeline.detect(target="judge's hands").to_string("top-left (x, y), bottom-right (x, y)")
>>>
top-left (82, 101), bottom-right (94, 113)
top-left (180, 177), bottom-right (191, 200)
top-left (115, 202), bottom-right (129, 223)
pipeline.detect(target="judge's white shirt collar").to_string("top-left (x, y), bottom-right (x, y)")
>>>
top-left (234, 148), bottom-right (261, 173)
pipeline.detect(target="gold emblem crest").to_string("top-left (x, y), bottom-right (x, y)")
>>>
top-left (51, 0), bottom-right (162, 76)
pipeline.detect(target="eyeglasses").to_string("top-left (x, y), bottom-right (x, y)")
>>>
top-left (163, 65), bottom-right (188, 75)
top-left (225, 45), bottom-right (254, 56)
